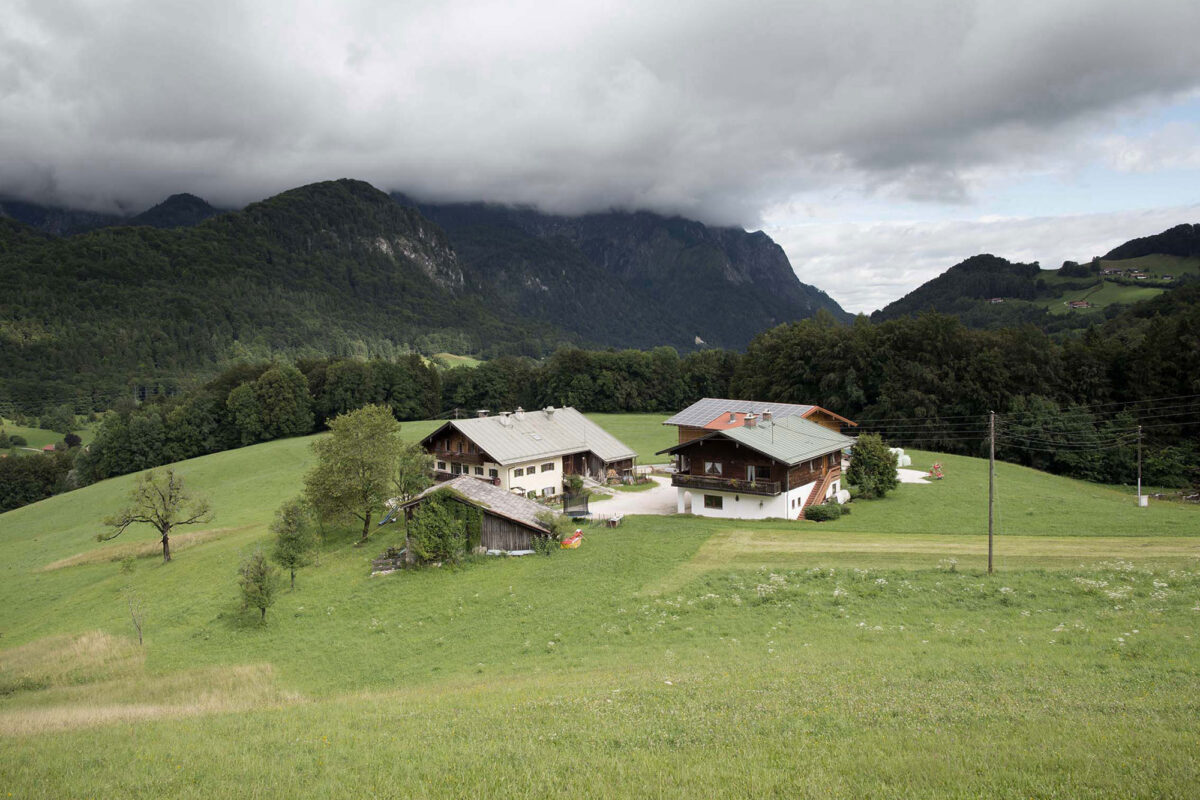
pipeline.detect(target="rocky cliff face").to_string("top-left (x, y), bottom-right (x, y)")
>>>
top-left (400, 198), bottom-right (848, 350)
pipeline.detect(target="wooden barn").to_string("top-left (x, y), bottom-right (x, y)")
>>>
top-left (390, 475), bottom-right (557, 553)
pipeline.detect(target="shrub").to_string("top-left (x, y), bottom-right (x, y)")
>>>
top-left (407, 491), bottom-right (477, 564)
top-left (804, 502), bottom-right (843, 522)
top-left (9, 435), bottom-right (27, 447)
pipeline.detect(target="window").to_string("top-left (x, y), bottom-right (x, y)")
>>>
top-left (489, 468), bottom-right (498, 479)
top-left (703, 494), bottom-right (724, 509)
top-left (747, 465), bottom-right (771, 481)
top-left (542, 487), bottom-right (553, 497)
top-left (704, 461), bottom-right (723, 476)
top-left (451, 463), bottom-right (462, 475)
top-left (474, 466), bottom-right (483, 476)
top-left (527, 491), bottom-right (537, 499)
top-left (513, 468), bottom-right (524, 477)
top-left (437, 461), bottom-right (446, 471)
top-left (541, 462), bottom-right (555, 472)
top-left (456, 441), bottom-right (463, 453)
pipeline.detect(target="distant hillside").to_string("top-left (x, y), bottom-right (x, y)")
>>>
top-left (129, 193), bottom-right (222, 229)
top-left (0, 193), bottom-right (223, 234)
top-left (0, 179), bottom-right (849, 411)
top-left (0, 180), bottom-right (556, 410)
top-left (873, 223), bottom-right (1199, 329)
top-left (0, 198), bottom-right (125, 235)
top-left (1103, 223), bottom-right (1200, 260)
top-left (398, 197), bottom-right (850, 349)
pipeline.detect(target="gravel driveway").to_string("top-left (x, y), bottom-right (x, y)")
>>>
top-left (590, 476), bottom-right (677, 516)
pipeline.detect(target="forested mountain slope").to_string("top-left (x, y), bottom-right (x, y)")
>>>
top-left (0, 180), bottom-right (553, 410)
top-left (1, 180), bottom-right (848, 411)
top-left (402, 197), bottom-right (850, 349)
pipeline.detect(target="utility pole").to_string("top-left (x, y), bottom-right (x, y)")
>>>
top-left (1137, 425), bottom-right (1143, 506)
top-left (988, 410), bottom-right (995, 575)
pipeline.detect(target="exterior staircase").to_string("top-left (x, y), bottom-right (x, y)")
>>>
top-left (798, 469), bottom-right (840, 519)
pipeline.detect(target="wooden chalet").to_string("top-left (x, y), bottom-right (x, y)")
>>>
top-left (659, 398), bottom-right (856, 520)
top-left (420, 406), bottom-right (637, 499)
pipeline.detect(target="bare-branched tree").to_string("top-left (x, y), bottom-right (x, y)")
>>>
top-left (99, 469), bottom-right (213, 563)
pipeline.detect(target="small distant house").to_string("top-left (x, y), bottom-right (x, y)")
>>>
top-left (41, 444), bottom-right (56, 452)
top-left (1131, 272), bottom-right (1149, 280)
top-left (659, 398), bottom-right (856, 520)
top-left (1163, 275), bottom-right (1174, 281)
top-left (1068, 300), bottom-right (1092, 309)
top-left (988, 297), bottom-right (1005, 304)
top-left (419, 406), bottom-right (637, 499)
top-left (388, 475), bottom-right (557, 553)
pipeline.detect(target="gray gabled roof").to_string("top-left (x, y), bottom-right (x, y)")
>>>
top-left (662, 397), bottom-right (856, 428)
top-left (657, 415), bottom-right (854, 466)
top-left (397, 475), bottom-right (553, 533)
top-left (423, 407), bottom-right (637, 466)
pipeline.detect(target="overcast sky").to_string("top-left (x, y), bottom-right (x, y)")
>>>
top-left (5, 1), bottom-right (1200, 312)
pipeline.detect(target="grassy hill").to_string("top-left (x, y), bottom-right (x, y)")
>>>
top-left (1, 418), bottom-right (96, 456)
top-left (1, 417), bottom-right (1198, 797)
top-left (872, 223), bottom-right (1200, 329)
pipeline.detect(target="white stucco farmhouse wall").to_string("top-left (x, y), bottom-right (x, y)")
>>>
top-left (675, 476), bottom-right (842, 520)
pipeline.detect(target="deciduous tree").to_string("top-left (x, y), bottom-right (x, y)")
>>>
top-left (303, 404), bottom-right (403, 543)
top-left (846, 433), bottom-right (899, 500)
top-left (99, 469), bottom-right (213, 562)
top-left (238, 550), bottom-right (280, 622)
top-left (271, 497), bottom-right (318, 589)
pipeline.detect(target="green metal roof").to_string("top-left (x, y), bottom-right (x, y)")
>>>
top-left (657, 415), bottom-right (853, 465)
top-left (425, 406), bottom-right (637, 466)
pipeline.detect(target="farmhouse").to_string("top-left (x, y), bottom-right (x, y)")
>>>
top-left (420, 406), bottom-right (637, 499)
top-left (389, 475), bottom-right (556, 552)
top-left (660, 398), bottom-right (856, 519)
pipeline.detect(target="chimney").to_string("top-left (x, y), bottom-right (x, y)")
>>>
top-left (544, 405), bottom-right (555, 419)
top-left (762, 409), bottom-right (773, 424)
top-left (476, 409), bottom-right (489, 418)
top-left (744, 413), bottom-right (758, 429)
top-left (498, 411), bottom-right (512, 427)
top-left (728, 411), bottom-right (737, 424)
top-left (514, 407), bottom-right (525, 421)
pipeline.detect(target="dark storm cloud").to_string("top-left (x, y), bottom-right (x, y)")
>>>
top-left (3, 0), bottom-right (1200, 223)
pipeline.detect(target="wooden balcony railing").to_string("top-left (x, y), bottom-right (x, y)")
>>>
top-left (672, 473), bottom-right (781, 496)
top-left (432, 450), bottom-right (485, 466)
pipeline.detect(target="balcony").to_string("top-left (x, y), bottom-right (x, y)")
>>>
top-left (432, 450), bottom-right (485, 466)
top-left (672, 473), bottom-right (781, 496)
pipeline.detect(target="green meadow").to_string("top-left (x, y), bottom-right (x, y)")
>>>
top-left (1, 415), bottom-right (1198, 798)
top-left (1, 419), bottom-right (96, 456)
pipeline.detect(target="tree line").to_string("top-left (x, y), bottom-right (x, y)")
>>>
top-left (3, 287), bottom-right (1197, 514)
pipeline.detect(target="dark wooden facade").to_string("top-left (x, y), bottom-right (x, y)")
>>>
top-left (480, 513), bottom-right (542, 551)
top-left (679, 438), bottom-right (779, 479)
top-left (427, 430), bottom-right (495, 465)
top-left (786, 452), bottom-right (840, 487)
top-left (803, 409), bottom-right (847, 432)
top-left (670, 436), bottom-right (842, 505)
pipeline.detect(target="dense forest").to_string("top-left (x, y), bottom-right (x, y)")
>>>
top-left (5, 283), bottom-right (1196, 514)
top-left (0, 181), bottom-right (562, 414)
top-left (0, 179), bottom-right (844, 415)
